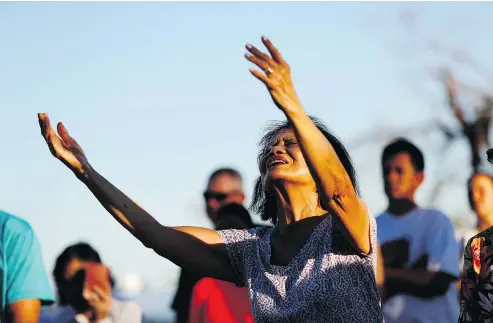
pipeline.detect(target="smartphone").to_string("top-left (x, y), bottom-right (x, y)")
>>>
top-left (83, 262), bottom-right (111, 292)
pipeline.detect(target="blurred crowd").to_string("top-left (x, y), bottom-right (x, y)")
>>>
top-left (2, 138), bottom-right (492, 323)
top-left (2, 42), bottom-right (492, 323)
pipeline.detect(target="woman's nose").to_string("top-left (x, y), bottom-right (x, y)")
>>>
top-left (271, 144), bottom-right (285, 155)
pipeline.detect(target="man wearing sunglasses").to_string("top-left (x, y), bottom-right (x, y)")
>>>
top-left (171, 168), bottom-right (246, 323)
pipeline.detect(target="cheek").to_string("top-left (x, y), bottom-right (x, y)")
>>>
top-left (291, 149), bottom-right (307, 167)
top-left (407, 176), bottom-right (420, 188)
top-left (484, 191), bottom-right (493, 206)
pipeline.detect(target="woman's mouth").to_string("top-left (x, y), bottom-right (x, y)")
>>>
top-left (267, 157), bottom-right (288, 168)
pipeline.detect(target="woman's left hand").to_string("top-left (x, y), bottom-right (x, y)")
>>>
top-left (245, 37), bottom-right (303, 115)
top-left (83, 285), bottom-right (112, 321)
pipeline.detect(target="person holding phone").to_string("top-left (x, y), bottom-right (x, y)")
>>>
top-left (40, 243), bottom-right (142, 323)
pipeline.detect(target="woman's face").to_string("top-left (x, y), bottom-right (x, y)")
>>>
top-left (259, 128), bottom-right (314, 189)
top-left (470, 174), bottom-right (493, 218)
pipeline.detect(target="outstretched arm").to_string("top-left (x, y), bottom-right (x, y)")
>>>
top-left (37, 113), bottom-right (236, 283)
top-left (245, 37), bottom-right (370, 254)
top-left (86, 168), bottom-right (234, 280)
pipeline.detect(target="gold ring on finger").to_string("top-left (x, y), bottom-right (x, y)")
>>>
top-left (265, 67), bottom-right (273, 76)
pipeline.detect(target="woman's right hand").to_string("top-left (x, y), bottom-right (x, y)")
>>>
top-left (38, 113), bottom-right (91, 181)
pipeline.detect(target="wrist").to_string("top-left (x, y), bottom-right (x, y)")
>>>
top-left (77, 164), bottom-right (94, 185)
top-left (282, 104), bottom-right (307, 122)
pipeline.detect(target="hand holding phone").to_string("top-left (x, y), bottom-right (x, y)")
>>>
top-left (83, 262), bottom-right (111, 294)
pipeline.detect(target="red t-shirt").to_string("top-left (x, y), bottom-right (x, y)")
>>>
top-left (189, 278), bottom-right (254, 323)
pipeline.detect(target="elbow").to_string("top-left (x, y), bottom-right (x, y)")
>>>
top-left (316, 161), bottom-right (356, 202)
top-left (136, 223), bottom-right (166, 251)
top-left (325, 192), bottom-right (371, 255)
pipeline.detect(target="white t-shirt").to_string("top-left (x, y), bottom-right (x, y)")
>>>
top-left (377, 208), bottom-right (460, 323)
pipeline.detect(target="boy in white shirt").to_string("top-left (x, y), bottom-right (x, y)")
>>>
top-left (376, 138), bottom-right (460, 323)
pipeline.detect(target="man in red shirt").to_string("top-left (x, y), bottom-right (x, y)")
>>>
top-left (188, 204), bottom-right (254, 323)
top-left (172, 168), bottom-right (247, 323)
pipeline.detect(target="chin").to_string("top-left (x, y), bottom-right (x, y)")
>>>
top-left (264, 167), bottom-right (313, 187)
top-left (265, 167), bottom-right (292, 182)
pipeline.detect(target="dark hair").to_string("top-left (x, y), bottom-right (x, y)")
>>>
top-left (208, 168), bottom-right (243, 182)
top-left (381, 138), bottom-right (425, 172)
top-left (216, 203), bottom-right (255, 229)
top-left (53, 242), bottom-right (114, 305)
top-left (467, 172), bottom-right (493, 210)
top-left (250, 117), bottom-right (359, 224)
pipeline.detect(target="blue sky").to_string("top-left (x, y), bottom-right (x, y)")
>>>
top-left (1, 2), bottom-right (493, 291)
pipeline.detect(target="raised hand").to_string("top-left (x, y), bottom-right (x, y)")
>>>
top-left (38, 113), bottom-right (90, 180)
top-left (245, 36), bottom-right (303, 115)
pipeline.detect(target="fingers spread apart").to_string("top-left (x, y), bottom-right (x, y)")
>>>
top-left (244, 36), bottom-right (288, 87)
top-left (38, 113), bottom-right (63, 158)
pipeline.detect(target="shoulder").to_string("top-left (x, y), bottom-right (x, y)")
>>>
top-left (375, 210), bottom-right (390, 224)
top-left (418, 207), bottom-right (449, 218)
top-left (0, 210), bottom-right (34, 236)
top-left (217, 226), bottom-right (268, 245)
top-left (401, 207), bottom-right (452, 227)
top-left (193, 278), bottom-right (216, 298)
top-left (195, 277), bottom-right (216, 290)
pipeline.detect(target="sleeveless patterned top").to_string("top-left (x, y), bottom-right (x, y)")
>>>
top-left (218, 214), bottom-right (383, 323)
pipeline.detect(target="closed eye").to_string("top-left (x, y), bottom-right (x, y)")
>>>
top-left (284, 139), bottom-right (298, 146)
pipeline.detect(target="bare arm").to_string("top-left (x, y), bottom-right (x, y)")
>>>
top-left (7, 299), bottom-right (41, 323)
top-left (37, 113), bottom-right (236, 283)
top-left (287, 111), bottom-right (370, 254)
top-left (382, 216), bottom-right (459, 300)
top-left (83, 168), bottom-right (236, 282)
top-left (245, 37), bottom-right (370, 254)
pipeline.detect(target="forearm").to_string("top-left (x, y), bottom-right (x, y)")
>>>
top-left (285, 109), bottom-right (354, 202)
top-left (385, 268), bottom-right (452, 298)
top-left (81, 167), bottom-right (232, 279)
top-left (84, 166), bottom-right (161, 240)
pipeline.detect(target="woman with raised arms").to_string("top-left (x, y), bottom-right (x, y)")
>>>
top-left (38, 37), bottom-right (382, 322)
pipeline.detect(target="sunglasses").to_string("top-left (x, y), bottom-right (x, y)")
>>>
top-left (203, 191), bottom-right (230, 202)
